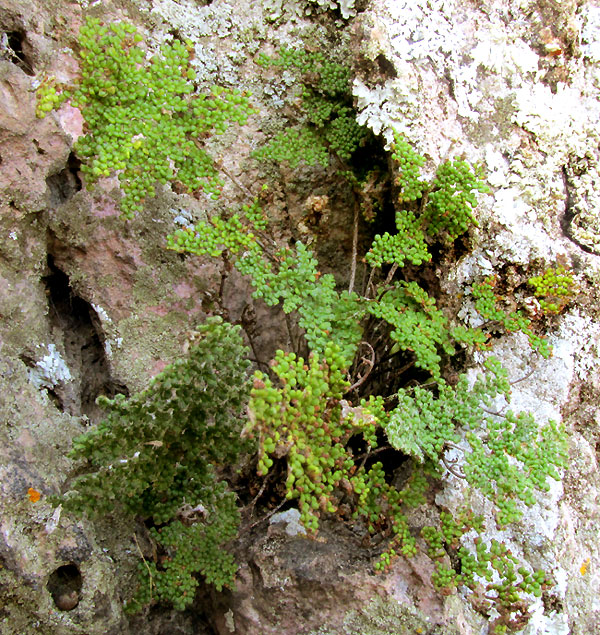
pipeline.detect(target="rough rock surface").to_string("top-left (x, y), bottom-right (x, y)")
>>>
top-left (352, 2), bottom-right (600, 632)
top-left (0, 0), bottom-right (599, 634)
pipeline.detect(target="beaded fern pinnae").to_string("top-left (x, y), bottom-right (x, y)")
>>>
top-left (528, 264), bottom-right (576, 315)
top-left (167, 122), bottom-right (569, 628)
top-left (168, 198), bottom-right (365, 366)
top-left (36, 18), bottom-right (253, 218)
top-left (367, 132), bottom-right (490, 269)
top-left (38, 18), bottom-right (573, 629)
top-left (254, 46), bottom-right (369, 167)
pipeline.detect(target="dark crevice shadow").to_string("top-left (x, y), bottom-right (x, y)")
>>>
top-left (41, 247), bottom-right (128, 421)
top-left (46, 152), bottom-right (83, 207)
top-left (3, 30), bottom-right (34, 75)
top-left (47, 564), bottom-right (82, 611)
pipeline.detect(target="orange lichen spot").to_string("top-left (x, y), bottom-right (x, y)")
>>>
top-left (27, 487), bottom-right (41, 503)
top-left (580, 558), bottom-right (591, 575)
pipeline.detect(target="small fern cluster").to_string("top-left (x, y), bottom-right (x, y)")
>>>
top-left (36, 18), bottom-right (253, 217)
top-left (528, 264), bottom-right (576, 315)
top-left (472, 276), bottom-right (551, 357)
top-left (423, 511), bottom-right (552, 634)
top-left (164, 100), bottom-right (567, 623)
top-left (254, 46), bottom-right (369, 167)
top-left (168, 199), bottom-right (364, 365)
top-left (247, 345), bottom-right (430, 550)
top-left (368, 131), bottom-right (490, 269)
top-left (168, 141), bottom-right (567, 624)
top-left (389, 357), bottom-right (567, 527)
top-left (61, 318), bottom-right (252, 611)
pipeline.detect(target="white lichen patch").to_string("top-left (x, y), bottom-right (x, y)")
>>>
top-left (91, 302), bottom-right (111, 325)
top-left (269, 508), bottom-right (307, 536)
top-left (513, 84), bottom-right (589, 151)
top-left (151, 0), bottom-right (243, 39)
top-left (306, 0), bottom-right (356, 20)
top-left (90, 303), bottom-right (125, 361)
top-left (148, 0), bottom-right (319, 86)
top-left (356, 0), bottom-right (522, 142)
top-left (148, 0), bottom-right (265, 84)
top-left (551, 309), bottom-right (600, 381)
top-left (224, 608), bottom-right (236, 633)
top-left (354, 78), bottom-right (420, 143)
top-left (581, 4), bottom-right (600, 63)
top-left (510, 79), bottom-right (600, 240)
top-left (356, 0), bottom-right (600, 255)
top-left (522, 607), bottom-right (570, 635)
top-left (28, 343), bottom-right (71, 390)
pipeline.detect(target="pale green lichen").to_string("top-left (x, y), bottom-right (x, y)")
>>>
top-left (309, 595), bottom-right (459, 635)
top-left (305, 0), bottom-right (356, 20)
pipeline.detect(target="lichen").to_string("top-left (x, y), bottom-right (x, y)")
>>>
top-left (28, 342), bottom-right (72, 389)
top-left (309, 594), bottom-right (457, 635)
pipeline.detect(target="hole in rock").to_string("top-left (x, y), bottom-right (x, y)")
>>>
top-left (46, 152), bottom-right (82, 207)
top-left (352, 0), bottom-right (369, 14)
top-left (4, 30), bottom-right (34, 75)
top-left (43, 250), bottom-right (128, 421)
top-left (47, 564), bottom-right (82, 611)
top-left (347, 429), bottom-right (411, 481)
top-left (375, 53), bottom-right (397, 79)
top-left (312, 126), bottom-right (394, 291)
top-left (32, 139), bottom-right (46, 155)
top-left (167, 27), bottom-right (183, 41)
top-left (45, 385), bottom-right (63, 410)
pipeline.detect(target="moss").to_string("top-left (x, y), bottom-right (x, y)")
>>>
top-left (0, 355), bottom-right (129, 633)
top-left (0, 566), bottom-right (48, 635)
top-left (132, 266), bottom-right (174, 307)
top-left (0, 275), bottom-right (51, 356)
top-left (464, 94), bottom-right (517, 149)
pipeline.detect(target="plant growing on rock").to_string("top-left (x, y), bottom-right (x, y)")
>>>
top-left (528, 264), bottom-right (576, 315)
top-left (471, 275), bottom-right (552, 356)
top-left (60, 318), bottom-right (252, 611)
top-left (36, 18), bottom-right (253, 218)
top-left (254, 46), bottom-right (370, 168)
top-left (168, 128), bottom-right (568, 628)
top-left (50, 28), bottom-right (570, 630)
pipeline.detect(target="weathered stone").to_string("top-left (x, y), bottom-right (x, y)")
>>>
top-left (1, 0), bottom-right (599, 633)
